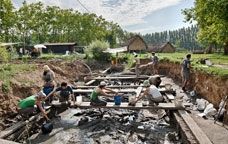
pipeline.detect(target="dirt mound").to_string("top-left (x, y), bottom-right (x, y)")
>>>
top-left (0, 59), bottom-right (101, 119)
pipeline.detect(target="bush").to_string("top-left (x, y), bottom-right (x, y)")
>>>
top-left (0, 47), bottom-right (10, 63)
top-left (86, 40), bottom-right (111, 61)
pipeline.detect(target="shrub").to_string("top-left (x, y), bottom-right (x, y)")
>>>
top-left (86, 40), bottom-right (111, 61)
top-left (0, 47), bottom-right (10, 63)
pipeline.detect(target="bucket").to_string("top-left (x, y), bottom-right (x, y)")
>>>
top-left (76, 95), bottom-right (82, 103)
top-left (114, 96), bottom-right (121, 105)
top-left (129, 95), bottom-right (135, 103)
top-left (41, 122), bottom-right (53, 134)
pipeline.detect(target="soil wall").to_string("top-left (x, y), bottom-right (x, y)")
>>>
top-left (140, 58), bottom-right (228, 123)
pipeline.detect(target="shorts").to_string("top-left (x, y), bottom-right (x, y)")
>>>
top-left (182, 71), bottom-right (190, 80)
top-left (90, 98), bottom-right (107, 106)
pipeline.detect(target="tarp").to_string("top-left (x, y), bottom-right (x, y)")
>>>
top-left (103, 46), bottom-right (127, 54)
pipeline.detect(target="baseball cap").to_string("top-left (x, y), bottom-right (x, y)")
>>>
top-left (143, 80), bottom-right (150, 87)
top-left (100, 81), bottom-right (107, 86)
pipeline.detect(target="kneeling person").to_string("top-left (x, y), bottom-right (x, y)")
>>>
top-left (18, 91), bottom-right (50, 120)
top-left (55, 82), bottom-right (75, 104)
top-left (130, 76), bottom-right (164, 105)
top-left (90, 81), bottom-right (117, 106)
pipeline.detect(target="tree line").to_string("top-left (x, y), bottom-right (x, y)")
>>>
top-left (0, 0), bottom-right (127, 47)
top-left (142, 25), bottom-right (202, 51)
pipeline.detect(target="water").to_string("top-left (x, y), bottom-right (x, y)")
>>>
top-left (28, 108), bottom-right (180, 144)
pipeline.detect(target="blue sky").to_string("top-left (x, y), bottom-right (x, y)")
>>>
top-left (12, 0), bottom-right (195, 34)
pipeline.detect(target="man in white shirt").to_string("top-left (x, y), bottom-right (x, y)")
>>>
top-left (130, 75), bottom-right (164, 105)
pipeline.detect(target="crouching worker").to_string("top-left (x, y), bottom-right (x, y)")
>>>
top-left (18, 91), bottom-right (50, 121)
top-left (129, 76), bottom-right (164, 105)
top-left (90, 81), bottom-right (118, 106)
top-left (129, 76), bottom-right (166, 119)
top-left (55, 82), bottom-right (75, 104)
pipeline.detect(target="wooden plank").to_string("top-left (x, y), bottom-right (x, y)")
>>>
top-left (178, 110), bottom-right (212, 144)
top-left (75, 102), bottom-right (184, 110)
top-left (0, 139), bottom-right (19, 144)
top-left (73, 88), bottom-right (173, 94)
top-left (101, 67), bottom-right (111, 74)
top-left (0, 121), bottom-right (26, 139)
top-left (88, 76), bottom-right (149, 80)
top-left (165, 93), bottom-right (175, 100)
top-left (76, 85), bottom-right (165, 89)
top-left (73, 89), bottom-right (136, 93)
top-left (135, 87), bottom-right (143, 98)
top-left (85, 80), bottom-right (96, 86)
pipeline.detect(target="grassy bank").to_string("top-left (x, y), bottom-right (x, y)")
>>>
top-left (121, 52), bottom-right (228, 77)
top-left (0, 64), bottom-right (36, 93)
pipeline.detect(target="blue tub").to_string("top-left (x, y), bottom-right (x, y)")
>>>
top-left (114, 96), bottom-right (121, 105)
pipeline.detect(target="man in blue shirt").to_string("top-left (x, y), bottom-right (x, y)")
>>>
top-left (181, 54), bottom-right (191, 91)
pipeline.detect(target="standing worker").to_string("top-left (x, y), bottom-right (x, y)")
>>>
top-left (181, 54), bottom-right (191, 92)
top-left (90, 81), bottom-right (118, 106)
top-left (151, 52), bottom-right (159, 74)
top-left (42, 65), bottom-right (56, 103)
top-left (134, 55), bottom-right (140, 77)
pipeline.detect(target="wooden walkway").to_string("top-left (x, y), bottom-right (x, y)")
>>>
top-left (52, 101), bottom-right (186, 110)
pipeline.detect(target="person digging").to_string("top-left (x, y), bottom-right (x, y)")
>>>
top-left (129, 76), bottom-right (166, 119)
top-left (18, 91), bottom-right (50, 121)
top-left (90, 81), bottom-right (119, 106)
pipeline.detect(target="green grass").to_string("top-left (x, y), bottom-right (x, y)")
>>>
top-left (0, 64), bottom-right (36, 93)
top-left (119, 52), bottom-right (228, 77)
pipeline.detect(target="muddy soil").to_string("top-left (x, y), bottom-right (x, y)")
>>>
top-left (0, 59), bottom-right (109, 129)
top-left (28, 108), bottom-right (180, 144)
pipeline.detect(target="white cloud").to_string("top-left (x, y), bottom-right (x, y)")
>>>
top-left (12, 0), bottom-right (182, 27)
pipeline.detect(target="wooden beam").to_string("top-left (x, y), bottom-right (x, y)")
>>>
top-left (101, 67), bottom-right (111, 74)
top-left (0, 121), bottom-right (26, 139)
top-left (73, 89), bottom-right (136, 93)
top-left (74, 102), bottom-right (184, 110)
top-left (73, 88), bottom-right (174, 94)
top-left (0, 139), bottom-right (19, 144)
top-left (178, 110), bottom-right (212, 144)
top-left (85, 80), bottom-right (96, 86)
top-left (76, 84), bottom-right (165, 89)
top-left (165, 93), bottom-right (175, 100)
top-left (164, 93), bottom-right (212, 144)
top-left (135, 87), bottom-right (143, 98)
top-left (87, 76), bottom-right (149, 80)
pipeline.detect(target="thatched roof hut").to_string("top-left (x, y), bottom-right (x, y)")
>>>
top-left (148, 42), bottom-right (175, 53)
top-left (124, 35), bottom-right (148, 52)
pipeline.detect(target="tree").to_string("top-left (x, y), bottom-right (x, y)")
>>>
top-left (183, 0), bottom-right (228, 55)
top-left (0, 0), bottom-right (15, 42)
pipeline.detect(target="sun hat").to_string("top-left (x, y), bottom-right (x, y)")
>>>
top-left (143, 80), bottom-right (150, 87)
top-left (99, 81), bottom-right (107, 86)
top-left (43, 65), bottom-right (50, 71)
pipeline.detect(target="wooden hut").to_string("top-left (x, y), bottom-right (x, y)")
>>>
top-left (125, 35), bottom-right (148, 52)
top-left (148, 42), bottom-right (175, 53)
top-left (42, 43), bottom-right (77, 54)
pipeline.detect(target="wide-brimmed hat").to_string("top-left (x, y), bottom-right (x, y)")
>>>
top-left (143, 80), bottom-right (150, 87)
top-left (99, 81), bottom-right (107, 86)
top-left (43, 65), bottom-right (50, 71)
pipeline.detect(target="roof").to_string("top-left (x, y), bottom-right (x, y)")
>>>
top-left (148, 42), bottom-right (175, 52)
top-left (123, 35), bottom-right (148, 49)
top-left (103, 46), bottom-right (127, 54)
top-left (42, 43), bottom-right (76, 46)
